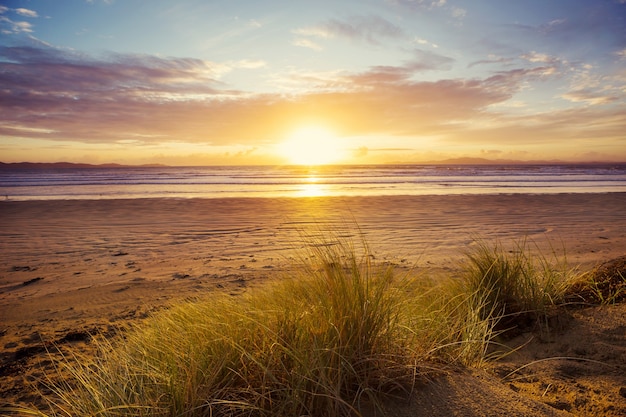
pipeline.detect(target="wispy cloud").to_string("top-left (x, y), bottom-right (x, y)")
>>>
top-left (4, 19), bottom-right (34, 33)
top-left (15, 8), bottom-right (38, 18)
top-left (1, 37), bottom-right (624, 160)
top-left (388, 0), bottom-right (467, 20)
top-left (407, 49), bottom-right (455, 71)
top-left (414, 37), bottom-right (438, 48)
top-left (387, 0), bottom-right (447, 10)
top-left (562, 89), bottom-right (618, 106)
top-left (0, 6), bottom-right (36, 34)
top-left (2, 46), bottom-right (223, 91)
top-left (351, 49), bottom-right (454, 84)
top-left (520, 51), bottom-right (562, 65)
top-left (0, 45), bottom-right (234, 140)
top-left (468, 55), bottom-right (515, 68)
top-left (451, 7), bottom-right (467, 19)
top-left (0, 43), bottom-right (526, 145)
top-left (292, 38), bottom-right (323, 51)
top-left (86, 0), bottom-right (116, 5)
top-left (228, 59), bottom-right (266, 70)
top-left (295, 15), bottom-right (405, 45)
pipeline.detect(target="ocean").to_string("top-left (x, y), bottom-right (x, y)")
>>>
top-left (1, 164), bottom-right (626, 201)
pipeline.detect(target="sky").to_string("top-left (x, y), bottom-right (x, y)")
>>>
top-left (1, 0), bottom-right (625, 165)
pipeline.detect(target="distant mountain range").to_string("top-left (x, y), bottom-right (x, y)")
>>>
top-left (422, 157), bottom-right (567, 165)
top-left (0, 162), bottom-right (167, 170)
top-left (394, 157), bottom-right (624, 165)
top-left (0, 159), bottom-right (623, 169)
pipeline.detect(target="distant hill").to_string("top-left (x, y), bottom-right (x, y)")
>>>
top-left (1, 160), bottom-right (623, 169)
top-left (424, 157), bottom-right (562, 165)
top-left (419, 157), bottom-right (626, 165)
top-left (0, 162), bottom-right (167, 170)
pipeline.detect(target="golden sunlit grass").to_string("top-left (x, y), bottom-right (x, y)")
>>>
top-left (278, 126), bottom-right (346, 165)
top-left (8, 235), bottom-right (595, 417)
top-left (460, 239), bottom-right (574, 333)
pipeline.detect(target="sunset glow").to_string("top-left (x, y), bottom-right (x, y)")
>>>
top-left (279, 127), bottom-right (345, 165)
top-left (0, 1), bottom-right (625, 165)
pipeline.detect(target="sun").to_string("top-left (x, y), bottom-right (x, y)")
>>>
top-left (278, 126), bottom-right (345, 165)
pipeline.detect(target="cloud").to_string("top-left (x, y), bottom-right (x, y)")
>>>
top-left (15, 8), bottom-right (38, 18)
top-left (504, 3), bottom-right (626, 56)
top-left (229, 59), bottom-right (266, 69)
top-left (295, 15), bottom-right (405, 45)
top-left (0, 6), bottom-right (39, 35)
top-left (247, 19), bottom-right (262, 29)
top-left (351, 50), bottom-right (454, 85)
top-left (468, 55), bottom-right (515, 68)
top-left (387, 0), bottom-right (447, 9)
top-left (388, 0), bottom-right (467, 20)
top-left (482, 66), bottom-right (561, 94)
top-left (0, 6), bottom-right (39, 34)
top-left (561, 90), bottom-right (618, 106)
top-left (292, 38), bottom-right (323, 51)
top-left (446, 106), bottom-right (626, 153)
top-left (1, 45), bottom-right (225, 90)
top-left (414, 37), bottom-right (438, 48)
top-left (11, 20), bottom-right (33, 33)
top-left (407, 49), bottom-right (454, 71)
top-left (563, 59), bottom-right (626, 107)
top-left (451, 7), bottom-right (466, 19)
top-left (1, 43), bottom-right (624, 159)
top-left (0, 16), bottom-right (34, 34)
top-left (520, 51), bottom-right (562, 65)
top-left (0, 39), bottom-right (509, 144)
top-left (0, 43), bottom-right (507, 145)
top-left (0, 45), bottom-right (231, 141)
top-left (292, 26), bottom-right (332, 39)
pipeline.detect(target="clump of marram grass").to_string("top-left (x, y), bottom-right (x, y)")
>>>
top-left (460, 239), bottom-right (575, 334)
top-left (396, 277), bottom-right (498, 368)
top-left (565, 255), bottom-right (626, 305)
top-left (10, 235), bottom-right (584, 417)
top-left (404, 238), bottom-right (580, 366)
top-left (27, 236), bottom-right (419, 417)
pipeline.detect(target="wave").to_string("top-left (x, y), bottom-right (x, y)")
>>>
top-left (1, 164), bottom-right (626, 200)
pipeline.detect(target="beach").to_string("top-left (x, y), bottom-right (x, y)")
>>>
top-left (2, 193), bottom-right (626, 415)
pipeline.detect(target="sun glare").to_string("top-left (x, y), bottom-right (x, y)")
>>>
top-left (278, 126), bottom-right (344, 165)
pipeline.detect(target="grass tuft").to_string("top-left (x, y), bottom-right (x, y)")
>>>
top-left (27, 235), bottom-right (416, 416)
top-left (460, 239), bottom-right (574, 334)
top-left (565, 255), bottom-right (626, 305)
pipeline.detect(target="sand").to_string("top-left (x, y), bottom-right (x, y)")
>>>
top-left (1, 193), bottom-right (626, 415)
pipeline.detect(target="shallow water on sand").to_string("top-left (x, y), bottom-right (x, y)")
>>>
top-left (1, 163), bottom-right (626, 200)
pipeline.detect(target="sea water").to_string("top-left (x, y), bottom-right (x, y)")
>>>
top-left (1, 164), bottom-right (626, 201)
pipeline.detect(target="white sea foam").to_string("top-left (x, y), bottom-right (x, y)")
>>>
top-left (1, 164), bottom-right (626, 200)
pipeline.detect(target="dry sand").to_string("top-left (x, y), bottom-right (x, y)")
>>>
top-left (1, 193), bottom-right (626, 415)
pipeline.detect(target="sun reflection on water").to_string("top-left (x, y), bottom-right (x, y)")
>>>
top-left (297, 176), bottom-right (329, 197)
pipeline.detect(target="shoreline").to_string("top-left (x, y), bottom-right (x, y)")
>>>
top-left (3, 190), bottom-right (626, 202)
top-left (3, 163), bottom-right (626, 201)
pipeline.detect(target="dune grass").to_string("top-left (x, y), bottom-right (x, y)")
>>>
top-left (460, 239), bottom-right (574, 333)
top-left (11, 235), bottom-right (585, 417)
top-left (565, 256), bottom-right (626, 305)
